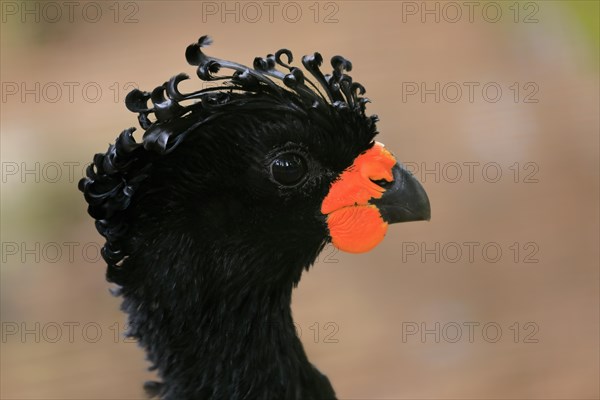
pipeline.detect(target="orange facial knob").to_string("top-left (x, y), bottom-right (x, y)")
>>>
top-left (321, 142), bottom-right (396, 215)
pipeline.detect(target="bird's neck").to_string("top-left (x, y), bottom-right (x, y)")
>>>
top-left (119, 239), bottom-right (335, 400)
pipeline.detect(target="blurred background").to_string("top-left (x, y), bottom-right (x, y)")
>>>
top-left (1, 1), bottom-right (598, 399)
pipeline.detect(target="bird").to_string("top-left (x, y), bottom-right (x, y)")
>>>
top-left (79, 35), bottom-right (430, 400)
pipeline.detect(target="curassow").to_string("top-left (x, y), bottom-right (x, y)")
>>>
top-left (79, 36), bottom-right (430, 400)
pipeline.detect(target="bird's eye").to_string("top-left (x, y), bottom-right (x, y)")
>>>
top-left (270, 153), bottom-right (307, 186)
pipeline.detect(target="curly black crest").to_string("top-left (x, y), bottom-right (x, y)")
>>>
top-left (78, 35), bottom-right (377, 277)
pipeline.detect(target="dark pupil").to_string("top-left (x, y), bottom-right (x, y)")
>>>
top-left (272, 154), bottom-right (306, 185)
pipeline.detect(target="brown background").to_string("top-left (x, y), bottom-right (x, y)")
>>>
top-left (1, 1), bottom-right (598, 399)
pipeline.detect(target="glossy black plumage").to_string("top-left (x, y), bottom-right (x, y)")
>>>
top-left (79, 36), bottom-right (382, 399)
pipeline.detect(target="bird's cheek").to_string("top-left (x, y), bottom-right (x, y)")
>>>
top-left (326, 205), bottom-right (388, 253)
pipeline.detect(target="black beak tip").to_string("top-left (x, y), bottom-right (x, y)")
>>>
top-left (408, 178), bottom-right (431, 222)
top-left (370, 163), bottom-right (431, 224)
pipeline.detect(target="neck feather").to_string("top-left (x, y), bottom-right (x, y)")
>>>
top-left (116, 237), bottom-right (336, 400)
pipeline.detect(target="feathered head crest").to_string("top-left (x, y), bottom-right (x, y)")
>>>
top-left (125, 35), bottom-right (374, 154)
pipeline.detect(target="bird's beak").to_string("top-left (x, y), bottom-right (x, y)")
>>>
top-left (368, 163), bottom-right (431, 224)
top-left (321, 142), bottom-right (430, 253)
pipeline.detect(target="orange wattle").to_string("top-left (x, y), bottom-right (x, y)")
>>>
top-left (327, 205), bottom-right (388, 253)
top-left (322, 142), bottom-right (396, 253)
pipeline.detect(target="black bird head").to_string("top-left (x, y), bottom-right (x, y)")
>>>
top-left (79, 36), bottom-right (430, 399)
